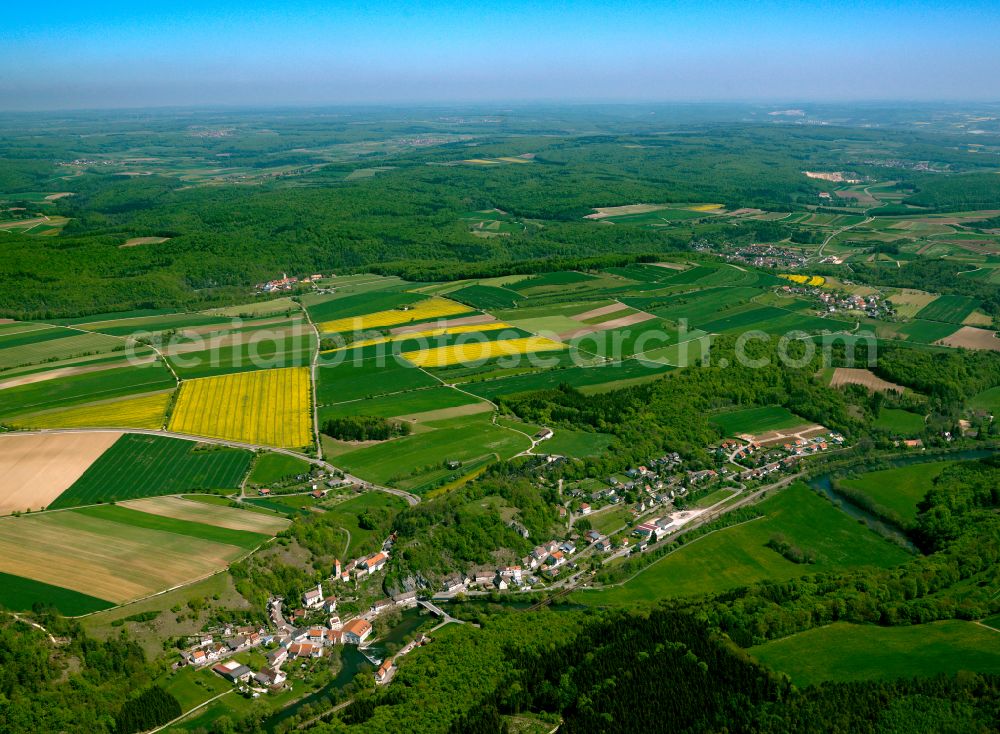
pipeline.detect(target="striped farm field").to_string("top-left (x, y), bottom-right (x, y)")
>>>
top-left (169, 366), bottom-right (312, 448)
top-left (11, 391), bottom-right (172, 429)
top-left (321, 321), bottom-right (512, 353)
top-left (402, 335), bottom-right (566, 367)
top-left (318, 297), bottom-right (473, 333)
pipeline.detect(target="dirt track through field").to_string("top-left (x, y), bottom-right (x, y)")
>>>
top-left (0, 432), bottom-right (121, 514)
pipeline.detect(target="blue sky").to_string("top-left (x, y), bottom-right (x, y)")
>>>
top-left (2, 1), bottom-right (999, 109)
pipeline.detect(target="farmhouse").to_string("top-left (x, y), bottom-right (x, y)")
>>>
top-left (342, 618), bottom-right (373, 645)
top-left (213, 660), bottom-right (254, 683)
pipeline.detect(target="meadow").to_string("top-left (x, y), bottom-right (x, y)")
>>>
top-left (969, 385), bottom-right (1000, 413)
top-left (575, 484), bottom-right (911, 604)
top-left (872, 407), bottom-right (925, 435)
top-left (0, 326), bottom-right (124, 370)
top-left (466, 360), bottom-right (674, 401)
top-left (335, 413), bottom-right (530, 490)
top-left (709, 406), bottom-right (805, 436)
top-left (49, 434), bottom-right (253, 508)
top-left (449, 283), bottom-right (524, 309)
top-left (168, 366), bottom-right (312, 448)
top-left (248, 451), bottom-right (313, 484)
top-left (750, 621), bottom-right (1000, 686)
top-left (320, 492), bottom-right (408, 557)
top-left (836, 460), bottom-right (956, 524)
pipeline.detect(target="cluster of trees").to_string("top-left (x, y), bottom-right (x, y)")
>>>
top-left (321, 415), bottom-right (411, 442)
top-left (498, 335), bottom-right (860, 481)
top-left (387, 468), bottom-right (561, 588)
top-left (0, 610), bottom-right (175, 733)
top-left (114, 686), bottom-right (181, 734)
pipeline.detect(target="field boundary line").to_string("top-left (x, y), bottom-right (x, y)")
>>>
top-left (145, 689), bottom-right (233, 734)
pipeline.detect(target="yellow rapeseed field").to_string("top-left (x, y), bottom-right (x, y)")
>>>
top-left (780, 274), bottom-right (826, 287)
top-left (318, 297), bottom-right (472, 334)
top-left (169, 367), bottom-right (312, 448)
top-left (13, 391), bottom-right (172, 430)
top-left (689, 203), bottom-right (724, 211)
top-left (321, 322), bottom-right (513, 353)
top-left (403, 336), bottom-right (566, 368)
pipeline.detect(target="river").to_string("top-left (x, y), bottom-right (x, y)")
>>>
top-left (807, 448), bottom-right (996, 550)
top-left (262, 606), bottom-right (431, 732)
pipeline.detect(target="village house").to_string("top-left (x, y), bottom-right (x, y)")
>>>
top-left (342, 618), bottom-right (373, 645)
top-left (326, 629), bottom-right (344, 645)
top-left (441, 574), bottom-right (466, 593)
top-left (579, 503), bottom-right (592, 515)
top-left (189, 649), bottom-right (208, 666)
top-left (255, 667), bottom-right (287, 687)
top-left (323, 596), bottom-right (338, 613)
top-left (329, 615), bottom-right (343, 630)
top-left (498, 566), bottom-right (523, 582)
top-left (307, 627), bottom-right (326, 644)
top-left (375, 657), bottom-right (394, 683)
top-left (289, 642), bottom-right (321, 659)
top-left (266, 647), bottom-right (287, 667)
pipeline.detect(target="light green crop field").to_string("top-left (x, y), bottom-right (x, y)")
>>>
top-left (335, 413), bottom-right (530, 490)
top-left (318, 385), bottom-right (485, 421)
top-left (750, 621), bottom-right (1000, 686)
top-left (837, 460), bottom-right (956, 524)
top-left (969, 386), bottom-right (1000, 413)
top-left (709, 405), bottom-right (805, 436)
top-left (575, 483), bottom-right (911, 605)
top-left (316, 358), bottom-right (439, 404)
top-left (543, 428), bottom-right (615, 458)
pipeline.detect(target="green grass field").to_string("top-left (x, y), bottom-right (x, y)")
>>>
top-left (320, 492), bottom-right (408, 557)
top-left (248, 452), bottom-right (313, 484)
top-left (466, 360), bottom-right (673, 401)
top-left (543, 429), bottom-right (614, 458)
top-left (0, 570), bottom-right (114, 614)
top-left (873, 408), bottom-right (925, 435)
top-left (72, 505), bottom-right (270, 549)
top-left (837, 460), bottom-right (956, 524)
top-left (982, 615), bottom-right (1000, 632)
top-left (894, 319), bottom-right (960, 343)
top-left (915, 294), bottom-right (979, 324)
top-left (50, 435), bottom-right (253, 508)
top-left (316, 358), bottom-right (439, 405)
top-left (575, 483), bottom-right (911, 604)
top-left (336, 413), bottom-right (530, 490)
top-left (0, 362), bottom-right (176, 420)
top-left (709, 405), bottom-right (805, 435)
top-left (750, 621), bottom-right (1000, 686)
top-left (969, 386), bottom-right (1000, 413)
